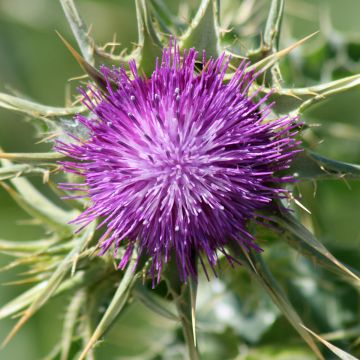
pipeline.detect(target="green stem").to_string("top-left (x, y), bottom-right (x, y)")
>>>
top-left (264, 0), bottom-right (285, 86)
top-left (264, 0), bottom-right (284, 52)
top-left (164, 262), bottom-right (200, 359)
top-left (178, 309), bottom-right (200, 360)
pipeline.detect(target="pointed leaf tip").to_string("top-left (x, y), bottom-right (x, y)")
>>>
top-left (247, 32), bottom-right (319, 75)
top-left (56, 31), bottom-right (110, 92)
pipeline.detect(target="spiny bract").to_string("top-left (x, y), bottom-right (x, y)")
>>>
top-left (57, 41), bottom-right (300, 283)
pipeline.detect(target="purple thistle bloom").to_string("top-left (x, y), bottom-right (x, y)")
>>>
top-left (57, 42), bottom-right (300, 283)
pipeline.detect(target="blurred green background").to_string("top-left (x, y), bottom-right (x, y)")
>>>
top-left (0, 0), bottom-right (359, 359)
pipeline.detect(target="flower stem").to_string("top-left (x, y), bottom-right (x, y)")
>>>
top-left (179, 309), bottom-right (200, 360)
top-left (164, 262), bottom-right (200, 359)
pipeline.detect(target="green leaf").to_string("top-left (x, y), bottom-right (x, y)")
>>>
top-left (78, 257), bottom-right (138, 360)
top-left (290, 150), bottom-right (360, 180)
top-left (258, 73), bottom-right (360, 114)
top-left (298, 74), bottom-right (360, 114)
top-left (270, 205), bottom-right (360, 284)
top-left (230, 245), bottom-right (324, 360)
top-left (1, 159), bottom-right (74, 235)
top-left (59, 0), bottom-right (95, 65)
top-left (135, 0), bottom-right (163, 76)
top-left (0, 164), bottom-right (52, 181)
top-left (0, 92), bottom-right (85, 119)
top-left (181, 0), bottom-right (220, 58)
top-left (133, 282), bottom-right (178, 321)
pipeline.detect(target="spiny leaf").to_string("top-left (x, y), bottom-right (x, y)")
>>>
top-left (298, 73), bottom-right (360, 114)
top-left (290, 150), bottom-right (360, 180)
top-left (270, 205), bottom-right (360, 285)
top-left (0, 164), bottom-right (51, 181)
top-left (59, 0), bottom-right (95, 65)
top-left (1, 159), bottom-right (73, 235)
top-left (78, 258), bottom-right (138, 360)
top-left (1, 182), bottom-right (73, 236)
top-left (0, 92), bottom-right (85, 119)
top-left (257, 73), bottom-right (360, 114)
top-left (135, 0), bottom-right (163, 76)
top-left (301, 324), bottom-right (358, 360)
top-left (230, 245), bottom-right (324, 360)
top-left (1, 224), bottom-right (95, 348)
top-left (181, 0), bottom-right (220, 59)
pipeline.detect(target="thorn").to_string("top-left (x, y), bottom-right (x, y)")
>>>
top-left (55, 30), bottom-right (115, 93)
top-left (67, 74), bottom-right (89, 82)
top-left (286, 90), bottom-right (303, 101)
top-left (36, 133), bottom-right (60, 144)
top-left (340, 174), bottom-right (352, 190)
top-left (288, 192), bottom-right (312, 214)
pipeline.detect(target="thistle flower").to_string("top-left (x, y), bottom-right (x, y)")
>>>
top-left (57, 42), bottom-right (299, 282)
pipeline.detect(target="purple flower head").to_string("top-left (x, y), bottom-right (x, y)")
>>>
top-left (57, 41), bottom-right (300, 283)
